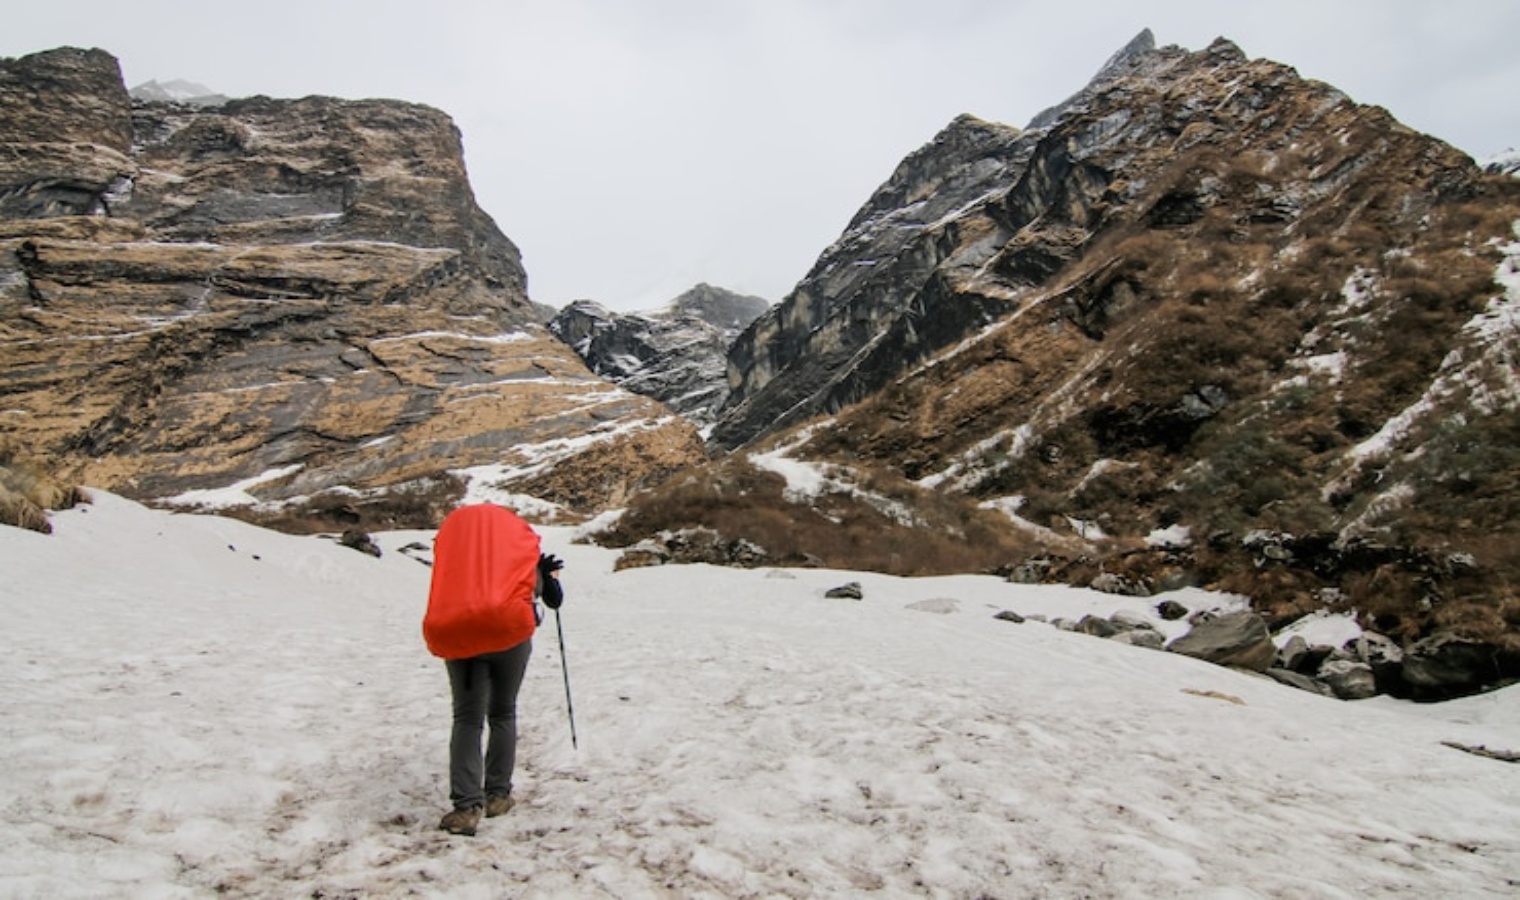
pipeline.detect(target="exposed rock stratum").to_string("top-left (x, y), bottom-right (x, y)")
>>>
top-left (0, 47), bottom-right (704, 528)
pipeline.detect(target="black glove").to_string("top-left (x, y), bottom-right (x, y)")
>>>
top-left (538, 553), bottom-right (564, 577)
top-left (538, 553), bottom-right (564, 609)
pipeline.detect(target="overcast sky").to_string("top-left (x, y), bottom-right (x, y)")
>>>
top-left (8, 1), bottom-right (1520, 311)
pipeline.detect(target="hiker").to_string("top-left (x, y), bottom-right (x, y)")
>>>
top-left (422, 503), bottom-right (564, 836)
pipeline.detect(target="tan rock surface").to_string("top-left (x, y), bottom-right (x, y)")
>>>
top-left (0, 47), bottom-right (704, 528)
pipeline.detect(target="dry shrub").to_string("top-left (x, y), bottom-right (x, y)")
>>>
top-left (1433, 181), bottom-right (1520, 238)
top-left (602, 457), bottom-right (1041, 577)
top-left (0, 452), bottom-right (84, 534)
top-left (230, 473), bottom-right (467, 534)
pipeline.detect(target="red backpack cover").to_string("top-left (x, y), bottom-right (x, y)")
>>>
top-left (423, 504), bottom-right (540, 660)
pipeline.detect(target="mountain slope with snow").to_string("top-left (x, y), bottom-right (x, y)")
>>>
top-left (4, 495), bottom-right (1518, 897)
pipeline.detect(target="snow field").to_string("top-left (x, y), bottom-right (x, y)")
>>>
top-left (2, 492), bottom-right (1518, 897)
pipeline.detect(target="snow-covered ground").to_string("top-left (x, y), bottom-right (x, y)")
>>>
top-left (3, 493), bottom-right (1518, 898)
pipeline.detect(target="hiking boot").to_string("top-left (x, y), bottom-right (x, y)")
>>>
top-left (485, 794), bottom-right (514, 818)
top-left (439, 805), bottom-right (482, 836)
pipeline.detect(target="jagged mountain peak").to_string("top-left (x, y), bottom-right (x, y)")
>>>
top-left (549, 284), bottom-right (770, 428)
top-left (1097, 28), bottom-right (1159, 79)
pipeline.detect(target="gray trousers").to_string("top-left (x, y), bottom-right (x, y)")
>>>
top-left (445, 639), bottom-right (532, 810)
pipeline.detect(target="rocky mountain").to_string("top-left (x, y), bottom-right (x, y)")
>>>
top-left (603, 32), bottom-right (1520, 696)
top-left (0, 47), bottom-right (704, 530)
top-left (549, 284), bottom-right (769, 427)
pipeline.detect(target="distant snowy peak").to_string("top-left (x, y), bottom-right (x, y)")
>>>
top-left (1482, 148), bottom-right (1520, 177)
top-left (549, 285), bottom-right (770, 426)
top-left (129, 78), bottom-right (229, 107)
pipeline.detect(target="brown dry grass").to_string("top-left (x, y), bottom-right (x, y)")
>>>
top-left (0, 451), bottom-right (84, 533)
top-left (225, 472), bottom-right (467, 534)
top-left (600, 456), bottom-right (1042, 577)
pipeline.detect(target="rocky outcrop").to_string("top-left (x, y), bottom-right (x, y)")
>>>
top-left (550, 284), bottom-right (769, 426)
top-left (0, 47), bottom-right (705, 528)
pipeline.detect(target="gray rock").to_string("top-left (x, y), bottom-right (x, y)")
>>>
top-left (825, 582), bottom-right (864, 600)
top-left (1317, 658), bottom-right (1378, 700)
top-left (994, 610), bottom-right (1026, 623)
top-left (1110, 629), bottom-right (1165, 650)
top-left (1277, 635), bottom-right (1310, 672)
top-left (1265, 667), bottom-right (1334, 697)
top-left (1155, 599), bottom-right (1189, 621)
top-left (1166, 610), bottom-right (1276, 672)
top-left (1090, 572), bottom-right (1152, 597)
top-left (338, 529), bottom-right (381, 558)
top-left (1352, 632), bottom-right (1404, 667)
top-left (1110, 610), bottom-right (1155, 630)
top-left (1402, 633), bottom-right (1505, 700)
top-left (1076, 615), bottom-right (1121, 637)
top-left (1007, 559), bottom-right (1051, 584)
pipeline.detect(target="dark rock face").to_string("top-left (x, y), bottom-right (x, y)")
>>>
top-left (0, 47), bottom-right (705, 528)
top-left (550, 284), bottom-right (769, 425)
top-left (712, 112), bottom-right (1031, 448)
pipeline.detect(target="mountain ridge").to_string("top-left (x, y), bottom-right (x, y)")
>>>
top-left (605, 31), bottom-right (1520, 697)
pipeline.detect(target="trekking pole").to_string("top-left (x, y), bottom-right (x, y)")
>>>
top-left (553, 607), bottom-right (579, 749)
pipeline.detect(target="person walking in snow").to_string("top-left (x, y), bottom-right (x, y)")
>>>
top-left (422, 503), bottom-right (563, 836)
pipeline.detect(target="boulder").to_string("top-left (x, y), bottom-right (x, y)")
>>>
top-left (1317, 658), bottom-right (1378, 700)
top-left (1402, 633), bottom-right (1505, 700)
top-left (338, 529), bottom-right (381, 558)
top-left (1110, 629), bottom-right (1165, 650)
top-left (1076, 615), bottom-right (1121, 637)
top-left (825, 582), bottom-right (864, 600)
top-left (1110, 610), bottom-right (1155, 630)
top-left (1166, 610), bottom-right (1276, 672)
top-left (1265, 667), bottom-right (1334, 697)
top-left (1276, 634), bottom-right (1311, 672)
top-left (1155, 599), bottom-right (1189, 621)
top-left (1352, 631), bottom-right (1406, 694)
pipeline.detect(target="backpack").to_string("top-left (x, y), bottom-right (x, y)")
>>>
top-left (422, 504), bottom-right (540, 660)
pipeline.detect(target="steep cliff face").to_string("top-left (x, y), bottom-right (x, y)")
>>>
top-left (122, 93), bottom-right (526, 303)
top-left (0, 47), bottom-right (704, 527)
top-left (711, 32), bottom-right (1163, 450)
top-left (616, 33), bottom-right (1520, 667)
top-left (550, 284), bottom-right (769, 426)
